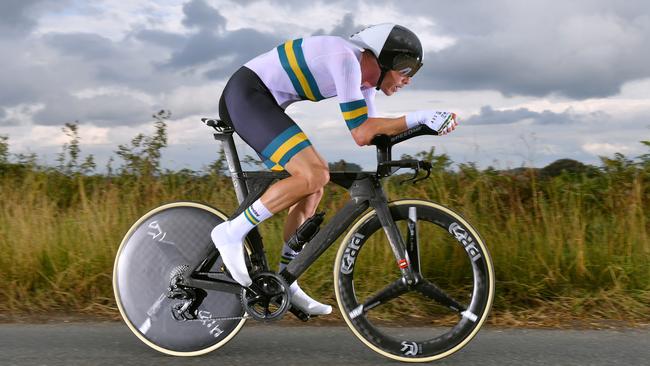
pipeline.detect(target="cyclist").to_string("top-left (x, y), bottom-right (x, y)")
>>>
top-left (212, 23), bottom-right (459, 316)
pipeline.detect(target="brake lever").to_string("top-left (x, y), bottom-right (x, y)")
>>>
top-left (399, 173), bottom-right (418, 185)
top-left (412, 164), bottom-right (431, 184)
top-left (399, 164), bottom-right (420, 185)
top-left (398, 161), bottom-right (432, 185)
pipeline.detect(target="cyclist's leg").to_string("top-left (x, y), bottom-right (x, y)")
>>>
top-left (213, 66), bottom-right (328, 287)
top-left (283, 189), bottom-right (324, 242)
top-left (212, 147), bottom-right (328, 286)
top-left (278, 149), bottom-right (325, 267)
top-left (268, 149), bottom-right (332, 314)
top-left (258, 146), bottom-right (329, 213)
top-left (284, 139), bottom-right (327, 235)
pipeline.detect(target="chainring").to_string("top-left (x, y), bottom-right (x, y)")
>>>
top-left (241, 271), bottom-right (291, 322)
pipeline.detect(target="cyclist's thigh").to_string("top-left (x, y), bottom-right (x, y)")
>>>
top-left (220, 67), bottom-right (313, 172)
top-left (283, 146), bottom-right (328, 176)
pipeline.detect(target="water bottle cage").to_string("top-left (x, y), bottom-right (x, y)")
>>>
top-left (286, 212), bottom-right (326, 252)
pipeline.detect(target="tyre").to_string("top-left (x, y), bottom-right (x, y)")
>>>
top-left (113, 202), bottom-right (247, 356)
top-left (334, 199), bottom-right (495, 362)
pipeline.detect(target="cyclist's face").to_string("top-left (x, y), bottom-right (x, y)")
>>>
top-left (380, 70), bottom-right (411, 96)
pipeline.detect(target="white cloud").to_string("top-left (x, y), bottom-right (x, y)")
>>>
top-left (582, 142), bottom-right (632, 155)
top-left (22, 125), bottom-right (69, 147)
top-left (0, 103), bottom-right (44, 127)
top-left (80, 126), bottom-right (111, 145)
top-left (36, 1), bottom-right (187, 41)
top-left (73, 86), bottom-right (156, 105)
top-left (2, 0), bottom-right (650, 172)
top-left (160, 80), bottom-right (226, 119)
top-left (216, 0), bottom-right (349, 37)
top-left (356, 1), bottom-right (456, 52)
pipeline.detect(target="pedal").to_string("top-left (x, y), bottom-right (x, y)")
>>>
top-left (288, 306), bottom-right (311, 322)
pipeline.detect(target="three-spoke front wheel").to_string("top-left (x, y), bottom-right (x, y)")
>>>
top-left (334, 199), bottom-right (495, 362)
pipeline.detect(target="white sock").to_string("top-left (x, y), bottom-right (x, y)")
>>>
top-left (279, 243), bottom-right (332, 315)
top-left (211, 199), bottom-right (273, 287)
top-left (279, 242), bottom-right (298, 272)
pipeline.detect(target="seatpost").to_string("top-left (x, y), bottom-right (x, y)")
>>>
top-left (213, 130), bottom-right (248, 204)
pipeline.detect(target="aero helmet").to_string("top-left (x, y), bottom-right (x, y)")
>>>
top-left (350, 23), bottom-right (423, 89)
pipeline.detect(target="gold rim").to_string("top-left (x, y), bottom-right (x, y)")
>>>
top-left (112, 201), bottom-right (247, 357)
top-left (333, 199), bottom-right (495, 362)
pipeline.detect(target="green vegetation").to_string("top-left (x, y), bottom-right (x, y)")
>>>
top-left (0, 118), bottom-right (648, 326)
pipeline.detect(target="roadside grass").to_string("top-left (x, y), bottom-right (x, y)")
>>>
top-left (1, 158), bottom-right (648, 327)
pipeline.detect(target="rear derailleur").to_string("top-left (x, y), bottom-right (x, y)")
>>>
top-left (167, 264), bottom-right (207, 321)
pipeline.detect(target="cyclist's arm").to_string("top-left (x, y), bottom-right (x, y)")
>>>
top-left (350, 116), bottom-right (408, 146)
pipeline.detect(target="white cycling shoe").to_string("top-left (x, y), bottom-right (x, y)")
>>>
top-left (211, 222), bottom-right (252, 287)
top-left (289, 282), bottom-right (332, 315)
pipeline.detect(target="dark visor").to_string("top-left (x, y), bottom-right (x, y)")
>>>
top-left (392, 54), bottom-right (423, 77)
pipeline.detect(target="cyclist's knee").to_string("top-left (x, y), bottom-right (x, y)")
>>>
top-left (301, 166), bottom-right (329, 194)
top-left (285, 147), bottom-right (329, 193)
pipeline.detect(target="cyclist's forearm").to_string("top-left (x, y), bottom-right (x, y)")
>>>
top-left (367, 116), bottom-right (408, 136)
top-left (351, 116), bottom-right (408, 146)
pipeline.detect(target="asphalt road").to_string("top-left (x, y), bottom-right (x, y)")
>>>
top-left (0, 322), bottom-right (648, 366)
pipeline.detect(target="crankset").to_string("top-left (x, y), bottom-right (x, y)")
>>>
top-left (166, 265), bottom-right (306, 322)
top-left (241, 271), bottom-right (291, 321)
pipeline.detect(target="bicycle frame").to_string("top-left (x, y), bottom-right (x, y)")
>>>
top-left (113, 118), bottom-right (493, 361)
top-left (186, 122), bottom-right (419, 293)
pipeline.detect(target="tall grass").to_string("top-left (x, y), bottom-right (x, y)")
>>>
top-left (0, 155), bottom-right (648, 326)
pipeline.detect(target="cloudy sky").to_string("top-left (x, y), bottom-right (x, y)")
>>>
top-left (1, 0), bottom-right (649, 172)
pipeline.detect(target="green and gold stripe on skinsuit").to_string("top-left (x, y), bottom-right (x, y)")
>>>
top-left (277, 38), bottom-right (325, 101)
top-left (262, 125), bottom-right (312, 171)
top-left (340, 99), bottom-right (368, 130)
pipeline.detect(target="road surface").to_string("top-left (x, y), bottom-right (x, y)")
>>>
top-left (0, 323), bottom-right (648, 365)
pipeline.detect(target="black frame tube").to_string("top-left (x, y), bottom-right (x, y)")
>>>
top-left (202, 122), bottom-right (419, 286)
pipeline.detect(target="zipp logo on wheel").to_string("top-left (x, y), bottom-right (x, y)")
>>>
top-left (449, 223), bottom-right (482, 262)
top-left (146, 221), bottom-right (176, 245)
top-left (340, 233), bottom-right (364, 274)
top-left (401, 341), bottom-right (422, 356)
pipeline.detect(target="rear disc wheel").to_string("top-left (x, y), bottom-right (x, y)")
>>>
top-left (113, 201), bottom-right (247, 356)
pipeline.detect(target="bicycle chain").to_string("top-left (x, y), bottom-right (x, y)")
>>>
top-left (180, 313), bottom-right (252, 322)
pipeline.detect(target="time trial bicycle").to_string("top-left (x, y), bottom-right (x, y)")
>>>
top-left (113, 118), bottom-right (495, 362)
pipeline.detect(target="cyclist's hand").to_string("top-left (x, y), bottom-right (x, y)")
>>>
top-left (406, 110), bottom-right (459, 135)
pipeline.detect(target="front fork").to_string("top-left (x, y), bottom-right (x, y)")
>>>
top-left (371, 195), bottom-right (421, 286)
top-left (360, 199), bottom-right (468, 316)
